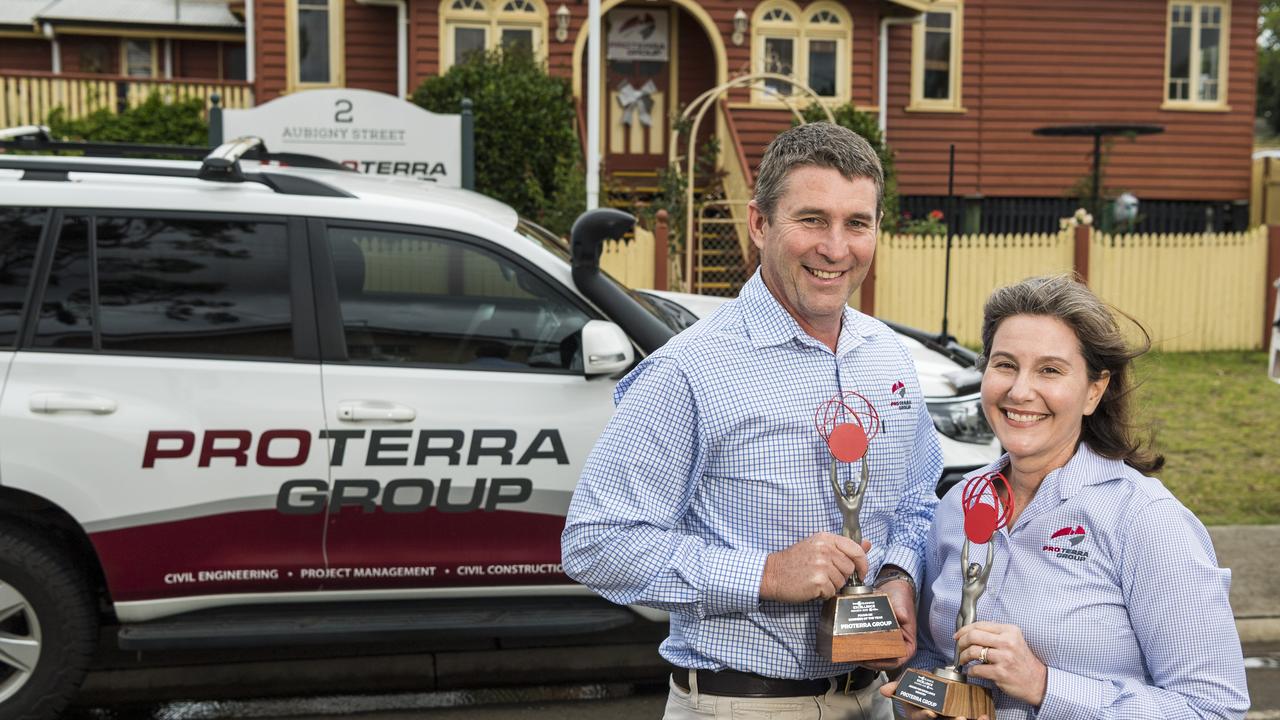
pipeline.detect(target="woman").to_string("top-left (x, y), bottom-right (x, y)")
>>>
top-left (882, 275), bottom-right (1249, 719)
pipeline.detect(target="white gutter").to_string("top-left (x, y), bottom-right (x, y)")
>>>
top-left (245, 0), bottom-right (255, 84)
top-left (879, 15), bottom-right (919, 138)
top-left (356, 0), bottom-right (409, 98)
top-left (43, 22), bottom-right (60, 74)
top-left (586, 0), bottom-right (601, 210)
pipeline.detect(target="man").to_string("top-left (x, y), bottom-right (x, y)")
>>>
top-left (561, 122), bottom-right (941, 719)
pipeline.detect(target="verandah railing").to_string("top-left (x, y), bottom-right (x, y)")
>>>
top-left (0, 71), bottom-right (253, 127)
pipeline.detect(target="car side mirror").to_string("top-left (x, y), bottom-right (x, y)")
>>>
top-left (581, 320), bottom-right (634, 377)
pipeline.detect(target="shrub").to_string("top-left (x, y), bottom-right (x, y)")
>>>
top-left (46, 94), bottom-right (208, 146)
top-left (798, 103), bottom-right (900, 231)
top-left (412, 48), bottom-right (584, 236)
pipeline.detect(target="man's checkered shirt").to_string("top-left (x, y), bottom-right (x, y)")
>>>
top-left (912, 444), bottom-right (1249, 719)
top-left (562, 271), bottom-right (942, 680)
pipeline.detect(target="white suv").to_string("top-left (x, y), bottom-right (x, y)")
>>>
top-left (0, 130), bottom-right (997, 719)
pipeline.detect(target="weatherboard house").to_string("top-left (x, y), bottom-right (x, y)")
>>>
top-left (0, 0), bottom-right (1259, 231)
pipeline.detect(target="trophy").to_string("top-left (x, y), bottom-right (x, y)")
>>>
top-left (893, 471), bottom-right (1014, 719)
top-left (813, 391), bottom-right (905, 664)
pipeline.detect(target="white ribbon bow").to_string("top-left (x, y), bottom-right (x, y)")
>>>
top-left (616, 79), bottom-right (658, 127)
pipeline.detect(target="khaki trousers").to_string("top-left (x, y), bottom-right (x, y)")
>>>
top-left (662, 671), bottom-right (893, 720)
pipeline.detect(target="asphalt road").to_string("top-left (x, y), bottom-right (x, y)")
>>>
top-left (71, 644), bottom-right (1280, 719)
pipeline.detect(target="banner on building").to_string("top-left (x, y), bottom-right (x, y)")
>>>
top-left (607, 9), bottom-right (669, 61)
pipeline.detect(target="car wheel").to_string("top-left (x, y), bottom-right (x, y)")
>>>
top-left (0, 524), bottom-right (98, 720)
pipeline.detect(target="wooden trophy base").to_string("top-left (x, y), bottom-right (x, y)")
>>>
top-left (816, 588), bottom-right (904, 663)
top-left (893, 667), bottom-right (994, 719)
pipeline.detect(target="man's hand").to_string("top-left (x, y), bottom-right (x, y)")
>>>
top-left (860, 577), bottom-right (917, 671)
top-left (759, 533), bottom-right (869, 602)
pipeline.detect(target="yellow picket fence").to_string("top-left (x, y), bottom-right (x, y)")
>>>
top-left (0, 72), bottom-right (253, 127)
top-left (1088, 227), bottom-right (1267, 352)
top-left (875, 231), bottom-right (1075, 347)
top-left (599, 225), bottom-right (656, 290)
top-left (872, 227), bottom-right (1267, 351)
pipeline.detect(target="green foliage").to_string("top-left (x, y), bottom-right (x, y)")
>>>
top-left (899, 208), bottom-right (948, 235)
top-left (1259, 0), bottom-right (1280, 135)
top-left (46, 94), bottom-right (207, 146)
top-left (411, 48), bottom-right (583, 235)
top-left (798, 103), bottom-right (900, 231)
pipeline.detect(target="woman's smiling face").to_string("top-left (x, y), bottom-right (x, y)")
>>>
top-left (981, 314), bottom-right (1110, 476)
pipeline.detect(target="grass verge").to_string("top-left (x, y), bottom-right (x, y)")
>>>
top-left (1133, 351), bottom-right (1280, 525)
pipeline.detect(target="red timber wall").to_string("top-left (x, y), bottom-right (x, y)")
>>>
top-left (885, 0), bottom-right (1256, 203)
top-left (345, 1), bottom-right (397, 95)
top-left (176, 40), bottom-right (223, 79)
top-left (0, 38), bottom-right (52, 72)
top-left (255, 0), bottom-right (288, 101)
top-left (58, 36), bottom-right (120, 74)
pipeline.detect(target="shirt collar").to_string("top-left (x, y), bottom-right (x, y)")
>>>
top-left (963, 443), bottom-right (1130, 502)
top-left (738, 269), bottom-right (874, 355)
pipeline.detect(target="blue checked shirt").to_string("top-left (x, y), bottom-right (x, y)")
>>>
top-left (912, 444), bottom-right (1249, 719)
top-left (562, 271), bottom-right (942, 680)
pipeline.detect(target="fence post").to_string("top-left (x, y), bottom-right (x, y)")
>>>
top-left (860, 242), bottom-right (876, 316)
top-left (1073, 223), bottom-right (1091, 284)
top-left (654, 209), bottom-right (670, 291)
top-left (1266, 225), bottom-right (1280, 349)
top-left (208, 93), bottom-right (223, 146)
top-left (460, 97), bottom-right (475, 191)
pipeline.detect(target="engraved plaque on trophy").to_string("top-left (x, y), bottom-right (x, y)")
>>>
top-left (894, 471), bottom-right (1013, 719)
top-left (814, 391), bottom-right (905, 664)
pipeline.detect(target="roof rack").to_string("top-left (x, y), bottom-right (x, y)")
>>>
top-left (0, 128), bottom-right (356, 198)
top-left (0, 126), bottom-right (355, 172)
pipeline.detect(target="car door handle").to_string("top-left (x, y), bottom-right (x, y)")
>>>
top-left (30, 392), bottom-right (118, 415)
top-left (336, 401), bottom-right (416, 422)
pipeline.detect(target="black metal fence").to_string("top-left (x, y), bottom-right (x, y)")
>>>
top-left (899, 195), bottom-right (1250, 234)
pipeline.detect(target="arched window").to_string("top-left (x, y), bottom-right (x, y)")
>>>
top-left (441, 0), bottom-right (548, 72)
top-left (751, 0), bottom-right (851, 104)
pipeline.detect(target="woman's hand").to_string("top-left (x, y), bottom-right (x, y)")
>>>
top-left (954, 621), bottom-right (1048, 707)
top-left (879, 680), bottom-right (990, 720)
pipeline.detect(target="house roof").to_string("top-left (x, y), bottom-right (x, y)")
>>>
top-left (0, 0), bottom-right (55, 29)
top-left (31, 0), bottom-right (242, 29)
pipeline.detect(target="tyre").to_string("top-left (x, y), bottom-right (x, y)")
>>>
top-left (0, 524), bottom-right (98, 720)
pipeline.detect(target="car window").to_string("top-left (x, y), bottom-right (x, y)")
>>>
top-left (33, 214), bottom-right (293, 358)
top-left (0, 207), bottom-right (45, 349)
top-left (327, 226), bottom-right (590, 372)
top-left (513, 216), bottom-right (687, 334)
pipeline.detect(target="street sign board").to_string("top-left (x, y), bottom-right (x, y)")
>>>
top-left (222, 88), bottom-right (462, 187)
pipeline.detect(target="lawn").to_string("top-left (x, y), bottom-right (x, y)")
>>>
top-left (1132, 351), bottom-right (1280, 526)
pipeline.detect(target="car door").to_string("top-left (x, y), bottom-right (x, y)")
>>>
top-left (0, 209), bottom-right (330, 605)
top-left (311, 220), bottom-right (618, 592)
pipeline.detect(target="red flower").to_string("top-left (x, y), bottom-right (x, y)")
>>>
top-left (902, 212), bottom-right (912, 220)
top-left (928, 209), bottom-right (945, 221)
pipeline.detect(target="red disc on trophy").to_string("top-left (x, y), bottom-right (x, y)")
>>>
top-left (964, 503), bottom-right (999, 545)
top-left (827, 422), bottom-right (868, 462)
top-left (960, 472), bottom-right (1015, 545)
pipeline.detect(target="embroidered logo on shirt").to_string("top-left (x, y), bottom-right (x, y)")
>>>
top-left (889, 380), bottom-right (912, 410)
top-left (1042, 525), bottom-right (1090, 561)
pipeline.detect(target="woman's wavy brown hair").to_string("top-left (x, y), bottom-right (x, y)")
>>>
top-left (978, 274), bottom-right (1164, 474)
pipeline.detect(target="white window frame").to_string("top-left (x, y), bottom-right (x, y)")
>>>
top-left (750, 0), bottom-right (850, 106)
top-left (1162, 0), bottom-right (1230, 111)
top-left (440, 0), bottom-right (548, 74)
top-left (908, 1), bottom-right (964, 113)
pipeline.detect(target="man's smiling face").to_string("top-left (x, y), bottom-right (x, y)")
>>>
top-left (748, 165), bottom-right (879, 346)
